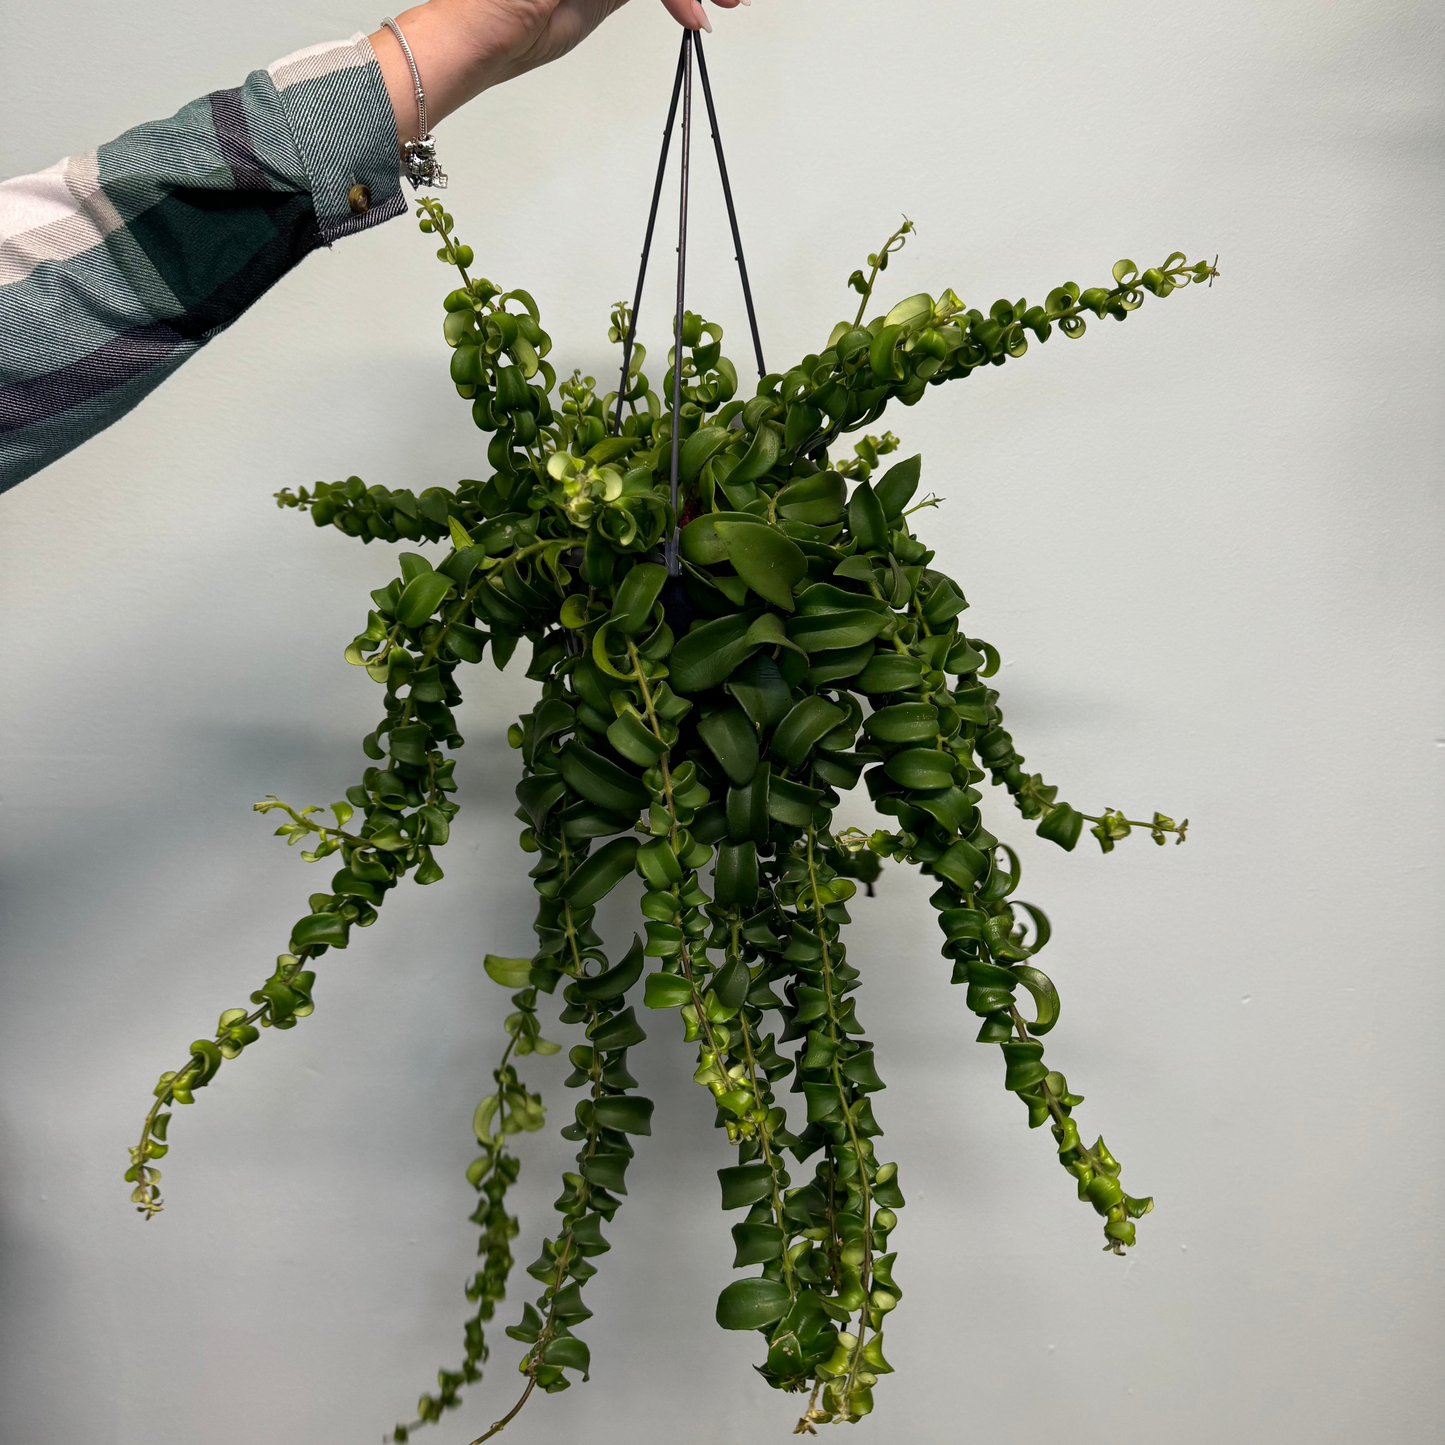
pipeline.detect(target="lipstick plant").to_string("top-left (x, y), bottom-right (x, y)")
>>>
top-left (127, 201), bottom-right (1210, 1440)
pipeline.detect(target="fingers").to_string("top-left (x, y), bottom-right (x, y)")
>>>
top-left (658, 0), bottom-right (706, 29)
top-left (659, 0), bottom-right (747, 34)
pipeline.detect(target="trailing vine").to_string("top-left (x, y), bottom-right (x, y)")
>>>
top-left (126, 195), bottom-right (1212, 1437)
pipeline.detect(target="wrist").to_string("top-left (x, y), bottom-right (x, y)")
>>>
top-left (370, 2), bottom-right (501, 145)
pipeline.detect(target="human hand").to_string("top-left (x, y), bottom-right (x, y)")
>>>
top-left (372, 0), bottom-right (746, 142)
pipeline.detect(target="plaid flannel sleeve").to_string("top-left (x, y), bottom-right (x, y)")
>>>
top-left (0, 33), bottom-right (403, 494)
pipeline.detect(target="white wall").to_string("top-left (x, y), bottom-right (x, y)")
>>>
top-left (1, 3), bottom-right (1440, 1442)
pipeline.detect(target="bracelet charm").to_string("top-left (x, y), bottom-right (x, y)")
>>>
top-left (401, 135), bottom-right (446, 190)
top-left (381, 16), bottom-right (447, 190)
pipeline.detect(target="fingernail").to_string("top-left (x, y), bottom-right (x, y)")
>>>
top-left (697, 3), bottom-right (713, 30)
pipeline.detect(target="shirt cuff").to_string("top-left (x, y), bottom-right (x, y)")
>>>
top-left (267, 32), bottom-right (404, 245)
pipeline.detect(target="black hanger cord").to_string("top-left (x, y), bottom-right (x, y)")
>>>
top-left (612, 30), bottom-right (767, 577)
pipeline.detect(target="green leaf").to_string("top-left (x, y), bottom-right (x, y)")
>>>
top-left (939, 906), bottom-right (988, 943)
top-left (187, 1038), bottom-right (224, 1085)
top-left (636, 836), bottom-right (684, 890)
top-left (731, 1222), bottom-right (785, 1266)
top-left (794, 583), bottom-right (888, 617)
top-left (726, 765), bottom-right (771, 845)
top-left (388, 723), bottom-right (431, 765)
top-left (473, 1094), bottom-right (500, 1143)
top-left (786, 609), bottom-right (889, 654)
top-left (712, 956), bottom-right (751, 1009)
top-left (542, 1337), bottom-right (591, 1376)
top-left (587, 1006), bottom-right (647, 1051)
top-left (933, 838), bottom-right (989, 891)
top-left (485, 955), bottom-right (534, 988)
top-left (439, 545), bottom-right (485, 584)
top-left (848, 479), bottom-right (890, 552)
top-left (580, 1151), bottom-right (629, 1192)
top-left (771, 696), bottom-right (845, 769)
top-left (718, 1163), bottom-right (774, 1210)
top-left (290, 912), bottom-right (348, 952)
top-left (813, 753), bottom-right (864, 790)
top-left (586, 436), bottom-right (637, 466)
top-left (715, 841), bottom-right (760, 907)
top-left (679, 510), bottom-right (764, 566)
top-left (839, 1049), bottom-right (886, 1091)
top-left (607, 708), bottom-right (668, 767)
top-left (399, 552), bottom-right (433, 584)
top-left (610, 562), bottom-right (667, 634)
top-left (802, 1030), bottom-right (839, 1069)
top-left (864, 701), bottom-right (938, 744)
top-left (907, 784), bottom-right (975, 833)
top-left (874, 454), bottom-right (921, 520)
top-left (1037, 804), bottom-right (1084, 850)
top-left (395, 571), bottom-right (455, 629)
top-left (921, 577), bottom-right (968, 627)
top-left (1011, 964), bottom-right (1060, 1035)
top-left (445, 622), bottom-right (488, 664)
top-left (680, 424), bottom-right (732, 483)
top-left (643, 972), bottom-right (693, 1009)
top-left (726, 653), bottom-right (793, 728)
top-left (1000, 1039), bottom-right (1048, 1092)
top-left (884, 291), bottom-right (934, 327)
top-left (516, 774), bottom-right (566, 828)
top-left (745, 610), bottom-right (808, 656)
top-left (670, 614), bottom-right (759, 694)
top-left (884, 748), bottom-right (955, 791)
top-left (548, 1281), bottom-right (593, 1322)
top-left (784, 402), bottom-right (822, 452)
top-left (801, 1080), bottom-right (843, 1122)
top-left (559, 741), bottom-right (649, 816)
top-left (803, 644), bottom-right (867, 687)
top-left (532, 698), bottom-right (575, 753)
top-left (562, 837), bottom-right (640, 909)
top-left (869, 323), bottom-right (904, 382)
top-left (964, 959), bottom-right (1018, 1016)
top-left (697, 707), bottom-right (760, 786)
top-left (716, 1277), bottom-right (792, 1331)
top-left (559, 801), bottom-right (635, 840)
top-left (726, 421), bottom-right (782, 487)
top-left (857, 652), bottom-right (923, 693)
top-left (766, 775), bottom-right (822, 827)
top-left (592, 1095), bottom-right (655, 1135)
top-left (568, 1213), bottom-right (611, 1256)
top-left (952, 684), bottom-right (990, 724)
top-left (491, 628), bottom-right (521, 671)
top-left (775, 470), bottom-right (846, 525)
top-left (576, 936), bottom-right (645, 1001)
top-left (873, 1175), bottom-right (906, 1209)
top-left (504, 1303), bottom-right (544, 1344)
top-left (715, 521), bottom-right (807, 612)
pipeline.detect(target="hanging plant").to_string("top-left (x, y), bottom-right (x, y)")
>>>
top-left (123, 39), bottom-right (1214, 1441)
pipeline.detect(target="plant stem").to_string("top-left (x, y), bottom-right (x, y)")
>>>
top-left (466, 1377), bottom-right (536, 1445)
top-left (804, 823), bottom-right (874, 1408)
top-left (627, 639), bottom-right (795, 1291)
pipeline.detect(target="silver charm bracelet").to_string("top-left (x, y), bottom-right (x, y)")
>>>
top-left (381, 15), bottom-right (447, 189)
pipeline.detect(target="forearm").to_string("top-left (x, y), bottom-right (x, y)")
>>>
top-left (371, 2), bottom-right (536, 142)
top-left (0, 1), bottom-right (743, 493)
top-left (0, 35), bottom-right (402, 494)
